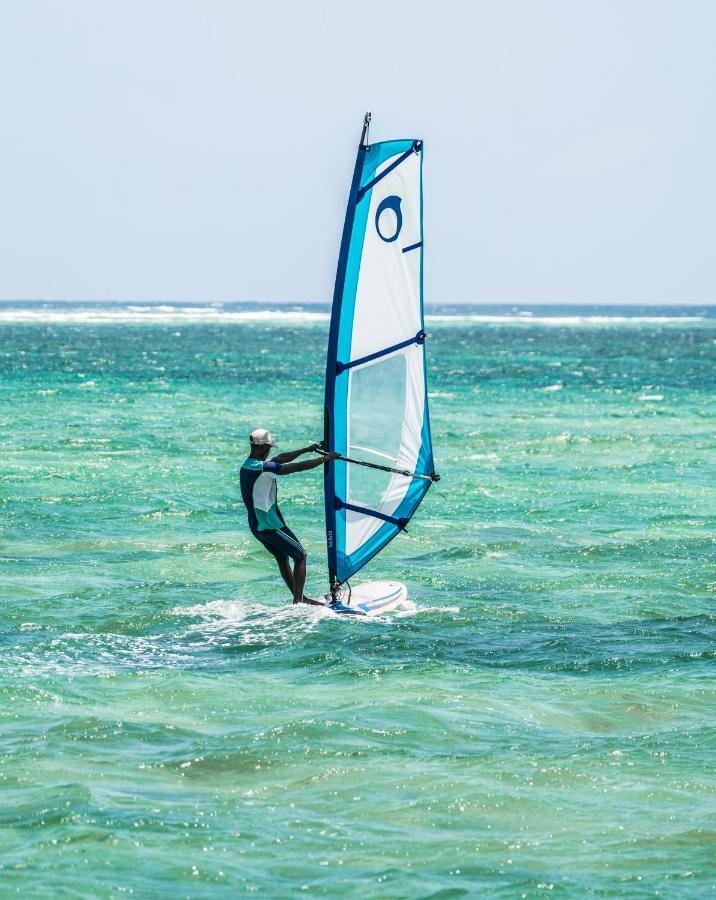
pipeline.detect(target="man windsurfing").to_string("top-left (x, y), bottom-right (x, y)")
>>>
top-left (240, 428), bottom-right (338, 605)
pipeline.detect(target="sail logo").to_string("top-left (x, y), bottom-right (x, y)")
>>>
top-left (375, 195), bottom-right (403, 243)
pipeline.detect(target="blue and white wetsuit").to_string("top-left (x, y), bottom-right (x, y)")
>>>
top-left (239, 457), bottom-right (306, 563)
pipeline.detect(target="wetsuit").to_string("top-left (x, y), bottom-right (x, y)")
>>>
top-left (239, 457), bottom-right (306, 562)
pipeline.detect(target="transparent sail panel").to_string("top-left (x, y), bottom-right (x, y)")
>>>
top-left (347, 353), bottom-right (406, 508)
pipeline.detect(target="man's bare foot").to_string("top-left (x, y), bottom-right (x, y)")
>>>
top-left (293, 595), bottom-right (325, 606)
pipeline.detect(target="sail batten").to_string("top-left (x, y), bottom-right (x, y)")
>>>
top-left (324, 126), bottom-right (434, 589)
top-left (336, 330), bottom-right (425, 373)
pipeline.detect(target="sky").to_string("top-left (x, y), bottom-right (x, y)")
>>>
top-left (1, 0), bottom-right (714, 305)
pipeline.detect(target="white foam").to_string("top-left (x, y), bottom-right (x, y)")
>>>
top-left (173, 597), bottom-right (334, 642)
top-left (0, 305), bottom-right (707, 325)
top-left (0, 306), bottom-right (330, 324)
top-left (425, 314), bottom-right (707, 325)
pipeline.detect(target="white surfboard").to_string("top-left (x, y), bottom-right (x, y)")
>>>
top-left (328, 580), bottom-right (408, 616)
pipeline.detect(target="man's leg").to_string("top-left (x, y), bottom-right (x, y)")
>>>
top-left (269, 550), bottom-right (316, 604)
top-left (279, 526), bottom-right (323, 605)
top-left (255, 531), bottom-right (295, 601)
top-left (258, 527), bottom-right (322, 605)
top-left (292, 557), bottom-right (306, 604)
top-left (275, 555), bottom-right (295, 596)
top-left (278, 555), bottom-right (319, 605)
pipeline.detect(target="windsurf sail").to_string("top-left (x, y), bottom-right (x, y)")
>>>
top-left (324, 113), bottom-right (436, 596)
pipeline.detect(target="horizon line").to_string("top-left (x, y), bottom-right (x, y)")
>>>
top-left (0, 298), bottom-right (714, 308)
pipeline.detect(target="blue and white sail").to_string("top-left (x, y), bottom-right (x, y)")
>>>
top-left (324, 116), bottom-right (435, 590)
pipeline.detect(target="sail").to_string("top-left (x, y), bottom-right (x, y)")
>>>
top-left (324, 129), bottom-right (434, 587)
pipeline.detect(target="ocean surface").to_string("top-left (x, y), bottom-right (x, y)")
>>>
top-left (1, 302), bottom-right (715, 897)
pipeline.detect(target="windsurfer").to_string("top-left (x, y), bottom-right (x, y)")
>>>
top-left (239, 428), bottom-right (338, 605)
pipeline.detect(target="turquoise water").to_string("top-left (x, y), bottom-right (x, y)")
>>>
top-left (1, 303), bottom-right (715, 897)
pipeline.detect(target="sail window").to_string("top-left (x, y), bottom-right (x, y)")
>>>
top-left (347, 353), bottom-right (406, 509)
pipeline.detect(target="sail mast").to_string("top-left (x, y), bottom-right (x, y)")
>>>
top-left (324, 114), bottom-right (370, 599)
top-left (360, 111), bottom-right (371, 149)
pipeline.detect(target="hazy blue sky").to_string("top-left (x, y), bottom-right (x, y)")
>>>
top-left (1, 1), bottom-right (714, 304)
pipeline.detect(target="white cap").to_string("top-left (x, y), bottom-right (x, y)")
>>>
top-left (250, 428), bottom-right (276, 447)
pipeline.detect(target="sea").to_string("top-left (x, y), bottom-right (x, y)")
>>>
top-left (1, 301), bottom-right (715, 897)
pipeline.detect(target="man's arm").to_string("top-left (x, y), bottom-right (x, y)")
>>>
top-left (270, 443), bottom-right (321, 465)
top-left (274, 452), bottom-right (339, 475)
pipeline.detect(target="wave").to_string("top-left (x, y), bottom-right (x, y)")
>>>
top-left (0, 305), bottom-right (331, 324)
top-left (0, 304), bottom-right (708, 326)
top-left (425, 313), bottom-right (707, 325)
